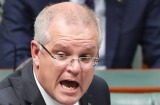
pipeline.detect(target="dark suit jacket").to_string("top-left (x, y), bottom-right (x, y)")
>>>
top-left (0, 0), bottom-right (160, 68)
top-left (0, 60), bottom-right (110, 105)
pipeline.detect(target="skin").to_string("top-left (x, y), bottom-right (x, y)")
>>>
top-left (31, 2), bottom-right (99, 105)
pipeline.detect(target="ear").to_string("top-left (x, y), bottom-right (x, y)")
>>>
top-left (31, 40), bottom-right (40, 66)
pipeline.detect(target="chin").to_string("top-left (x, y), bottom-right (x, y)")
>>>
top-left (58, 96), bottom-right (80, 105)
top-left (59, 100), bottom-right (77, 105)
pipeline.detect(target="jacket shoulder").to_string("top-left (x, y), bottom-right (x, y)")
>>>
top-left (87, 75), bottom-right (111, 105)
top-left (0, 86), bottom-right (21, 105)
top-left (0, 71), bottom-right (22, 105)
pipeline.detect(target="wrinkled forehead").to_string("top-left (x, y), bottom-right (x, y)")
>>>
top-left (51, 35), bottom-right (97, 49)
top-left (48, 34), bottom-right (99, 55)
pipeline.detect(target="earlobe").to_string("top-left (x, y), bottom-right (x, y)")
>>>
top-left (31, 40), bottom-right (40, 66)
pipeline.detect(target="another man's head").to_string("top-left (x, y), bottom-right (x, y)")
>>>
top-left (31, 2), bottom-right (102, 105)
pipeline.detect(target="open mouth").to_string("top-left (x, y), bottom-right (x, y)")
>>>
top-left (60, 80), bottom-right (79, 91)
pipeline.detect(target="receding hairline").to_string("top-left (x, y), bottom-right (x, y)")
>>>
top-left (48, 2), bottom-right (94, 23)
top-left (34, 2), bottom-right (102, 48)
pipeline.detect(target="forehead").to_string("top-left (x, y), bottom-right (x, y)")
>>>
top-left (48, 15), bottom-right (99, 43)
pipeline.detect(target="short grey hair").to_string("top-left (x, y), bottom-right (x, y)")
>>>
top-left (34, 2), bottom-right (102, 49)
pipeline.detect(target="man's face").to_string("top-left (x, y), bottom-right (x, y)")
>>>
top-left (33, 17), bottom-right (99, 105)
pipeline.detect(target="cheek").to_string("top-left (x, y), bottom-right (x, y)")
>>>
top-left (38, 62), bottom-right (62, 90)
top-left (82, 69), bottom-right (94, 91)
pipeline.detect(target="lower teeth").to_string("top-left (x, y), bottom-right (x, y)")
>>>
top-left (62, 85), bottom-right (75, 91)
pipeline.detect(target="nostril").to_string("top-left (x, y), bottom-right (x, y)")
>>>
top-left (66, 65), bottom-right (81, 76)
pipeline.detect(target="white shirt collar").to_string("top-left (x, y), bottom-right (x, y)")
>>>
top-left (33, 70), bottom-right (79, 105)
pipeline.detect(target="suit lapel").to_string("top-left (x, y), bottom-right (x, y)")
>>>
top-left (21, 60), bottom-right (46, 105)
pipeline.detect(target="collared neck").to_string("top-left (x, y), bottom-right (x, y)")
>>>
top-left (33, 70), bottom-right (80, 105)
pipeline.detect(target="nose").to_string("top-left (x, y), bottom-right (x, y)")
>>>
top-left (66, 59), bottom-right (81, 75)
